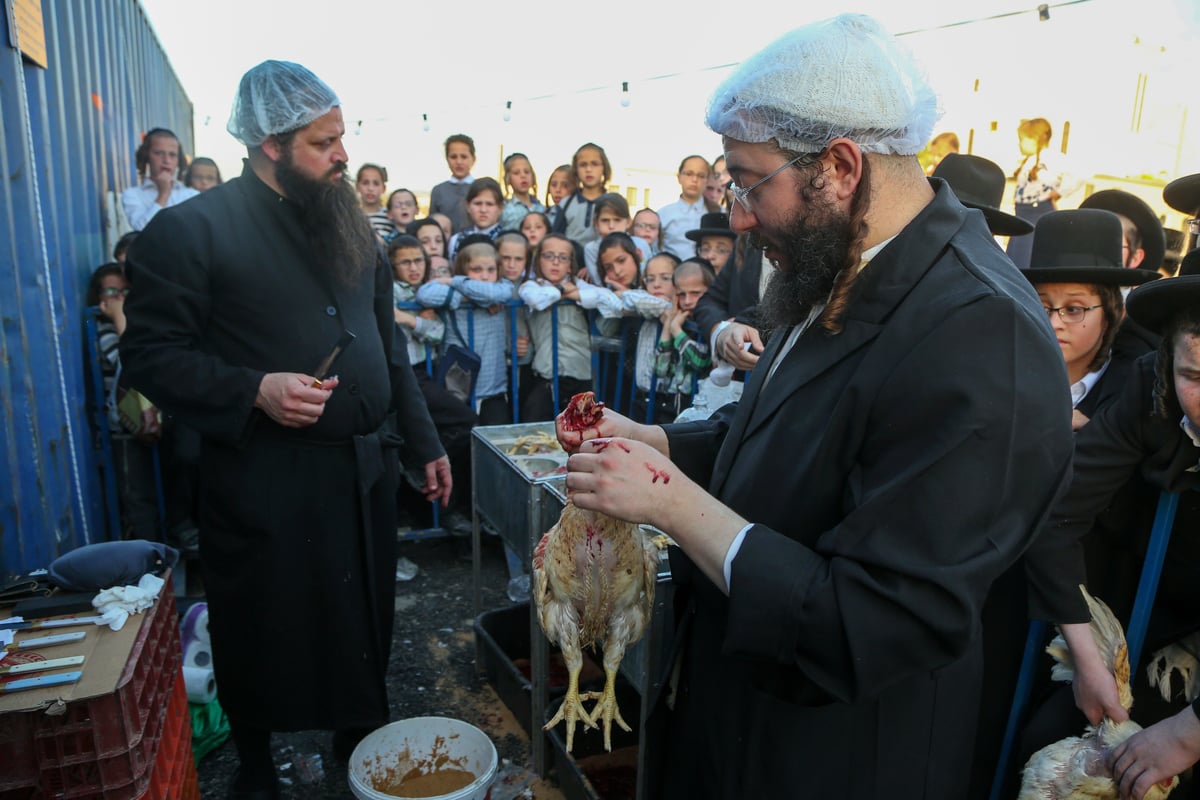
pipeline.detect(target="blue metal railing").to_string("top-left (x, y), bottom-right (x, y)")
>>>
top-left (398, 297), bottom-right (699, 424)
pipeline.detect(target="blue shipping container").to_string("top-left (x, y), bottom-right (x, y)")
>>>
top-left (0, 0), bottom-right (193, 578)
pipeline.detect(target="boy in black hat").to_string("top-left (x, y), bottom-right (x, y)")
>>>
top-left (1080, 188), bottom-right (1166, 272)
top-left (684, 212), bottom-right (737, 274)
top-left (1020, 209), bottom-right (1159, 427)
top-left (1164, 172), bottom-right (1200, 254)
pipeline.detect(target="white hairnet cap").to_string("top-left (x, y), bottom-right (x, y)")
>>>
top-left (227, 60), bottom-right (340, 147)
top-left (706, 14), bottom-right (940, 156)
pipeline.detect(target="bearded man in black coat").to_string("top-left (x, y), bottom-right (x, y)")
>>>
top-left (557, 15), bottom-right (1073, 799)
top-left (121, 61), bottom-right (451, 800)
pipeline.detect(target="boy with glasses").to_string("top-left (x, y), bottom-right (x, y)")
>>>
top-left (685, 212), bottom-right (736, 274)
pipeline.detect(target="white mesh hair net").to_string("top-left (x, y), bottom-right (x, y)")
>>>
top-left (227, 60), bottom-right (340, 147)
top-left (706, 14), bottom-right (941, 156)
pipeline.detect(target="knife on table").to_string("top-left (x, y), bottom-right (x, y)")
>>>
top-left (0, 655), bottom-right (86, 676)
top-left (0, 616), bottom-right (103, 631)
top-left (0, 671), bottom-right (83, 693)
top-left (2, 631), bottom-right (86, 653)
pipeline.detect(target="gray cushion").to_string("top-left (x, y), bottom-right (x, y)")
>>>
top-left (49, 540), bottom-right (178, 592)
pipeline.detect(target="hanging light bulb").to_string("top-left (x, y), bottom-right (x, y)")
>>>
top-left (620, 81), bottom-right (631, 108)
top-left (422, 113), bottom-right (430, 133)
top-left (503, 100), bottom-right (512, 123)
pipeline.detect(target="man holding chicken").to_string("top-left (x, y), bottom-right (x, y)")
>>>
top-left (559, 14), bottom-right (1073, 799)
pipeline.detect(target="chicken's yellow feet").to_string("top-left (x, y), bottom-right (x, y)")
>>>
top-left (543, 686), bottom-right (597, 752)
top-left (582, 671), bottom-right (632, 752)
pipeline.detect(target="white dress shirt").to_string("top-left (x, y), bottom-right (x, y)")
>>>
top-left (121, 179), bottom-right (198, 230)
top-left (1070, 359), bottom-right (1109, 408)
top-left (657, 197), bottom-right (706, 260)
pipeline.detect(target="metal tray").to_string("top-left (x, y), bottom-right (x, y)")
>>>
top-left (471, 422), bottom-right (568, 560)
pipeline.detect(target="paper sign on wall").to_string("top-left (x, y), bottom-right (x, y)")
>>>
top-left (7, 0), bottom-right (48, 69)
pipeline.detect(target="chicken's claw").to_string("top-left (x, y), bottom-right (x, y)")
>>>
top-left (544, 687), bottom-right (597, 752)
top-left (583, 683), bottom-right (632, 752)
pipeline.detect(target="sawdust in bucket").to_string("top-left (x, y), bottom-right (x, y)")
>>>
top-left (349, 718), bottom-right (497, 800)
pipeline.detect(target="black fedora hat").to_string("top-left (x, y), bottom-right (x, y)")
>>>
top-left (1126, 274), bottom-right (1200, 334)
top-left (1080, 189), bottom-right (1166, 272)
top-left (685, 212), bottom-right (735, 242)
top-left (932, 153), bottom-right (1033, 237)
top-left (1163, 173), bottom-right (1200, 217)
top-left (1022, 209), bottom-right (1160, 286)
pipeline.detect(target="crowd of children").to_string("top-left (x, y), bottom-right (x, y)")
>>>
top-left (92, 130), bottom-right (748, 544)
top-left (365, 133), bottom-right (733, 424)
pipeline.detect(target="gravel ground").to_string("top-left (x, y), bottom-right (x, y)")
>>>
top-left (195, 533), bottom-right (567, 799)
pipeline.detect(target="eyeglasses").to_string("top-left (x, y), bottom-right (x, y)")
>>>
top-left (633, 221), bottom-right (659, 231)
top-left (1043, 304), bottom-right (1102, 324)
top-left (728, 151), bottom-right (821, 213)
top-left (100, 287), bottom-right (130, 298)
top-left (698, 243), bottom-right (732, 256)
top-left (542, 252), bottom-right (572, 263)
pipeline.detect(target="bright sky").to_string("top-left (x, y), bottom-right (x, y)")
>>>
top-left (138, 0), bottom-right (1198, 212)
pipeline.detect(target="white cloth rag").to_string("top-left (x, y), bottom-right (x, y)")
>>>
top-left (92, 573), bottom-right (164, 631)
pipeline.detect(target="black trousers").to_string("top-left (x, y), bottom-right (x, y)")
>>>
top-left (399, 367), bottom-right (477, 521)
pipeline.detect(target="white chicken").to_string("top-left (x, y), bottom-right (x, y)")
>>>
top-left (533, 392), bottom-right (660, 753)
top-left (1018, 586), bottom-right (1180, 800)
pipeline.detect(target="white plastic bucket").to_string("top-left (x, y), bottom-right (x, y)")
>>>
top-left (348, 717), bottom-right (498, 800)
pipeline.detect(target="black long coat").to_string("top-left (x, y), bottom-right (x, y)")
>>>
top-left (656, 182), bottom-right (1073, 799)
top-left (121, 164), bottom-right (444, 731)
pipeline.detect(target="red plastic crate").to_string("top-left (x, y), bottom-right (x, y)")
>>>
top-left (38, 669), bottom-right (182, 800)
top-left (175, 757), bottom-right (199, 800)
top-left (0, 576), bottom-right (182, 800)
top-left (33, 583), bottom-right (181, 766)
top-left (0, 712), bottom-right (40, 793)
top-left (138, 676), bottom-right (191, 800)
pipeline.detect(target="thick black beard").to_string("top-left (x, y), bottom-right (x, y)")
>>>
top-left (275, 151), bottom-right (377, 286)
top-left (756, 202), bottom-right (853, 334)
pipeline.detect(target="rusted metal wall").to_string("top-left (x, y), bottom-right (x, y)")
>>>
top-left (1, 0), bottom-right (192, 578)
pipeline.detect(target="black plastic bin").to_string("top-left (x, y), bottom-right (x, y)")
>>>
top-left (475, 603), bottom-right (607, 736)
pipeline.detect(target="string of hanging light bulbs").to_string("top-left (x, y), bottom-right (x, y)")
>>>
top-left (270, 1), bottom-right (1091, 137)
